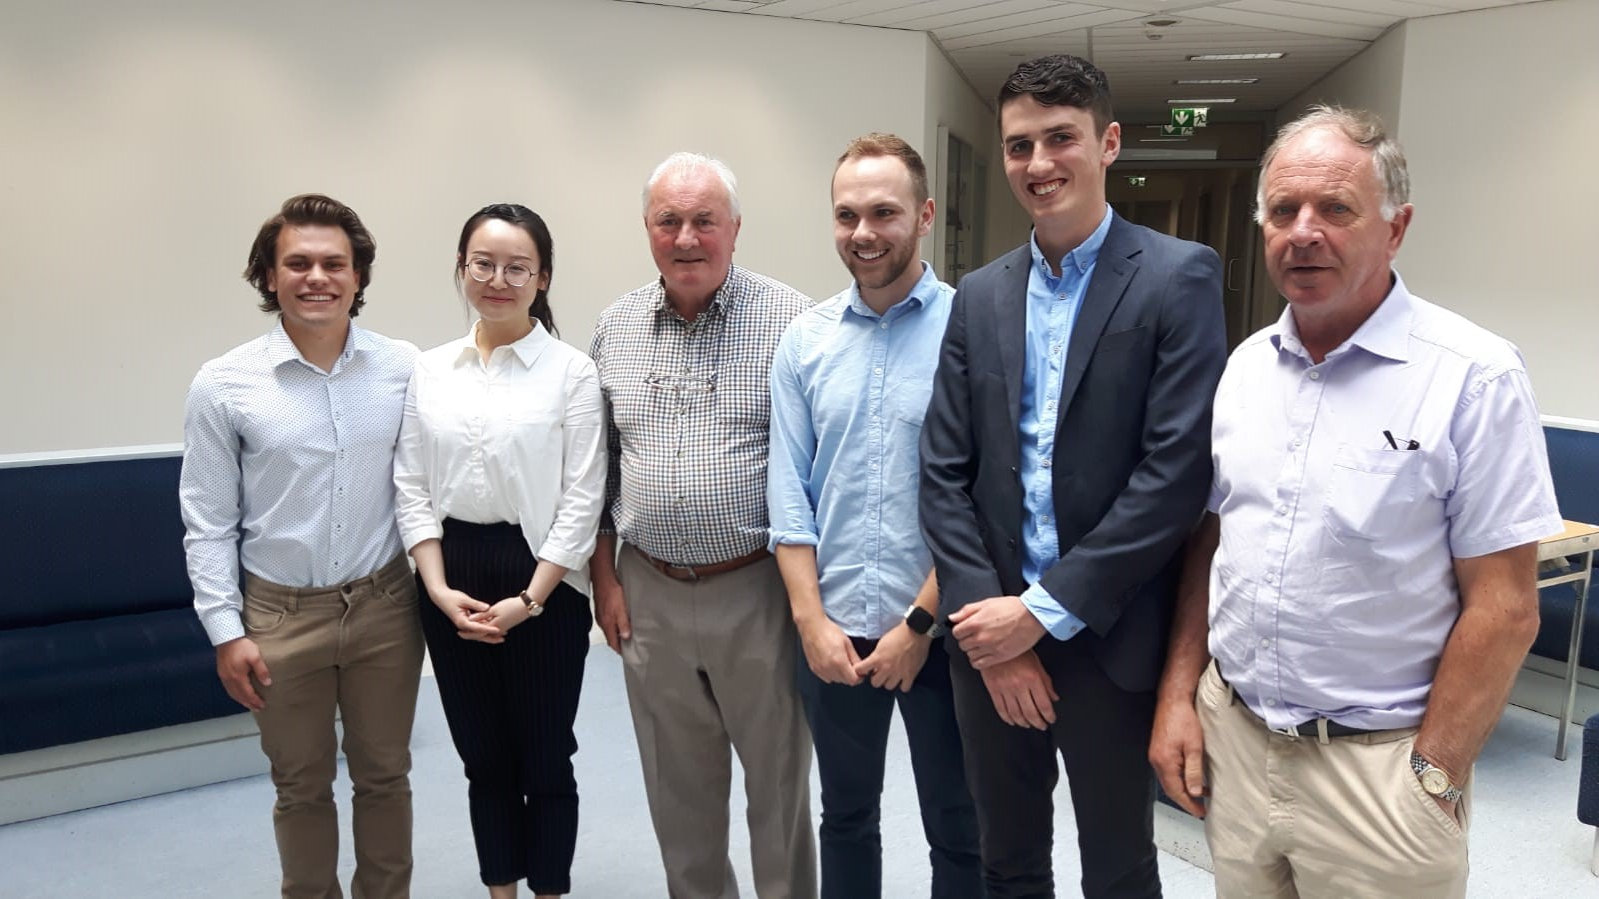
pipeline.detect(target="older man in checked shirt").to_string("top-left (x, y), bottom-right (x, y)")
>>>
top-left (588, 151), bottom-right (817, 899)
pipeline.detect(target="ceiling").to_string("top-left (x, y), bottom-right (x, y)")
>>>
top-left (613, 1), bottom-right (1540, 121)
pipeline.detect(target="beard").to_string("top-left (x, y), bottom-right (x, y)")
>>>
top-left (844, 240), bottom-right (918, 292)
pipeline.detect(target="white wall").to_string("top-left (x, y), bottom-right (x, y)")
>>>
top-left (1277, 22), bottom-right (1407, 134)
top-left (921, 39), bottom-right (1030, 268)
top-left (0, 0), bottom-right (927, 453)
top-left (1396, 0), bottom-right (1599, 420)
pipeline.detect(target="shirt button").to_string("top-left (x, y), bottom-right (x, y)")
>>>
top-left (1276, 505), bottom-right (1288, 516)
top-left (1308, 371), bottom-right (1321, 381)
top-left (1041, 458), bottom-right (1052, 468)
top-left (1041, 515), bottom-right (1050, 524)
top-left (1292, 439), bottom-right (1302, 448)
top-left (1046, 401), bottom-right (1056, 411)
top-left (1265, 698), bottom-right (1277, 707)
top-left (880, 322), bottom-right (889, 330)
top-left (1260, 638), bottom-right (1270, 649)
top-left (874, 367), bottom-right (883, 375)
top-left (1265, 572), bottom-right (1276, 584)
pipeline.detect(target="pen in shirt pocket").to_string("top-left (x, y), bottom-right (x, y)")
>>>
top-left (1383, 430), bottom-right (1420, 451)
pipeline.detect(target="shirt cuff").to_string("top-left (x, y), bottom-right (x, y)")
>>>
top-left (767, 529), bottom-right (819, 553)
top-left (1020, 583), bottom-right (1086, 642)
top-left (201, 607), bottom-right (246, 646)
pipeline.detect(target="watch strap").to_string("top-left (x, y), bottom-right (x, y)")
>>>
top-left (1409, 751), bottom-right (1463, 802)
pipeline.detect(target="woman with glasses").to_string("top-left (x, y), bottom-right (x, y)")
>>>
top-left (394, 203), bottom-right (604, 899)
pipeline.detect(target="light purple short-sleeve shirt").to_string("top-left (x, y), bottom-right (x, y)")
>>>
top-left (1207, 273), bottom-right (1561, 731)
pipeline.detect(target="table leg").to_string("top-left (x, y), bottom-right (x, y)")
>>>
top-left (1558, 549), bottom-right (1593, 761)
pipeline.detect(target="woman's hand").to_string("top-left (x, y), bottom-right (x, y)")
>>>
top-left (468, 596), bottom-right (532, 638)
top-left (430, 586), bottom-right (506, 643)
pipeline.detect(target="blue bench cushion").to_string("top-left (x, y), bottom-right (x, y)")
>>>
top-left (0, 608), bottom-right (236, 754)
top-left (0, 455), bottom-right (194, 630)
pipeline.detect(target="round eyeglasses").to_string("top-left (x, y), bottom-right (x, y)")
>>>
top-left (465, 258), bottom-right (536, 288)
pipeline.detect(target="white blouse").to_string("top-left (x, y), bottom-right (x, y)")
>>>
top-left (394, 322), bottom-right (606, 594)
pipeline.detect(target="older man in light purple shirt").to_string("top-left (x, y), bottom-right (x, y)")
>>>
top-left (1149, 105), bottom-right (1561, 899)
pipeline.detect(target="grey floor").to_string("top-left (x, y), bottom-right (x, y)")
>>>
top-left (0, 650), bottom-right (1594, 897)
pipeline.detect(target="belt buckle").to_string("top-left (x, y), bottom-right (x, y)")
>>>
top-left (681, 563), bottom-right (700, 583)
top-left (1270, 725), bottom-right (1300, 739)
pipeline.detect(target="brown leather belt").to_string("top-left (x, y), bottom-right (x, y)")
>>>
top-left (631, 545), bottom-right (770, 582)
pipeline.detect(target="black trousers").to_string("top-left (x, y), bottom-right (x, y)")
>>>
top-left (948, 636), bottom-right (1160, 899)
top-left (418, 518), bottom-right (591, 894)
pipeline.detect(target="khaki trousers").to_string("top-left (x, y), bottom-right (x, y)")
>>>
top-left (243, 554), bottom-right (425, 899)
top-left (618, 545), bottom-right (818, 899)
top-left (1197, 662), bottom-right (1470, 899)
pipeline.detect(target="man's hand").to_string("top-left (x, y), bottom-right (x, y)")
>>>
top-left (1149, 696), bottom-right (1207, 817)
top-left (950, 595), bottom-right (1046, 669)
top-left (853, 623), bottom-right (930, 692)
top-left (428, 585), bottom-right (503, 643)
top-left (798, 616), bottom-right (863, 685)
top-left (979, 651), bottom-right (1058, 729)
top-left (593, 576), bottom-right (631, 654)
top-left (216, 637), bottom-right (271, 711)
top-left (469, 596), bottom-right (532, 640)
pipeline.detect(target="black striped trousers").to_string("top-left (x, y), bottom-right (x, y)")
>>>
top-left (418, 518), bottom-right (591, 894)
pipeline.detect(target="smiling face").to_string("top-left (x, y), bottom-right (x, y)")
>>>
top-left (460, 217), bottom-right (547, 329)
top-left (265, 224), bottom-right (359, 334)
top-left (646, 169), bottom-right (740, 307)
top-left (1260, 126), bottom-right (1410, 337)
top-left (1000, 95), bottom-right (1119, 254)
top-left (831, 153), bottom-right (933, 308)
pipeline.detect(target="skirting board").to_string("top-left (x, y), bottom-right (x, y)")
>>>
top-left (0, 712), bottom-right (267, 826)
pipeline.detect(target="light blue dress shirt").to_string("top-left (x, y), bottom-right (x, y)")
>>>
top-left (1017, 205), bottom-right (1114, 640)
top-left (767, 263), bottom-right (954, 638)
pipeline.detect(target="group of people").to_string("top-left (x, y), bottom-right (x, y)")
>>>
top-left (179, 50), bottom-right (1558, 899)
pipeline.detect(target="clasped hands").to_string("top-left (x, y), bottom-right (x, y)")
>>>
top-left (951, 594), bottom-right (1057, 730)
top-left (431, 586), bottom-right (533, 644)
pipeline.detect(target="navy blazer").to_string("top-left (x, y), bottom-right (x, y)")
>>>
top-left (918, 213), bottom-right (1226, 692)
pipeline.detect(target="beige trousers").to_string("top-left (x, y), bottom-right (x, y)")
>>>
top-left (618, 545), bottom-right (818, 899)
top-left (1197, 662), bottom-right (1470, 899)
top-left (243, 554), bottom-right (425, 899)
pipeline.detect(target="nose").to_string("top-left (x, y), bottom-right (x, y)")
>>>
top-left (674, 222), bottom-right (698, 250)
top-left (306, 264), bottom-right (330, 285)
top-left (852, 218), bottom-right (876, 245)
top-left (1287, 206), bottom-right (1323, 247)
top-left (1026, 147), bottom-right (1051, 178)
top-left (489, 264), bottom-right (510, 288)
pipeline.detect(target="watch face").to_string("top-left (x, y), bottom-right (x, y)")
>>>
top-left (527, 602), bottom-right (545, 618)
top-left (1420, 768), bottom-right (1450, 796)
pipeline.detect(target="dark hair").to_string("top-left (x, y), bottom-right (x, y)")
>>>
top-left (836, 132), bottom-right (929, 206)
top-left (455, 203), bottom-right (557, 336)
top-left (997, 54), bottom-right (1115, 136)
top-left (244, 193), bottom-right (376, 317)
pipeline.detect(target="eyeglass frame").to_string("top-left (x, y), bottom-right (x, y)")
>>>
top-left (463, 257), bottom-right (540, 289)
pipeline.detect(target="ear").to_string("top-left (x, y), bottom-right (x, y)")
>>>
top-left (1100, 121), bottom-right (1122, 168)
top-left (916, 198), bottom-right (936, 239)
top-left (729, 217), bottom-right (742, 252)
top-left (1387, 203), bottom-right (1413, 258)
top-left (266, 268), bottom-right (277, 294)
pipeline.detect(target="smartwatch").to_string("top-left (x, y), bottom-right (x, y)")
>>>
top-left (903, 605), bottom-right (943, 637)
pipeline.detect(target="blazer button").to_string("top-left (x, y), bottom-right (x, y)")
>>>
top-left (1007, 539), bottom-right (1017, 550)
top-left (1009, 465), bottom-right (1018, 474)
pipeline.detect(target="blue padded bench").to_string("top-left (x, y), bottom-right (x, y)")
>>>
top-left (1532, 426), bottom-right (1599, 675)
top-left (0, 452), bottom-right (236, 755)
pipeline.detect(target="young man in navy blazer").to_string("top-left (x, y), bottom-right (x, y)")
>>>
top-left (918, 54), bottom-right (1226, 898)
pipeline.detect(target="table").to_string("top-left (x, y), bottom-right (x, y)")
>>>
top-left (1538, 520), bottom-right (1599, 760)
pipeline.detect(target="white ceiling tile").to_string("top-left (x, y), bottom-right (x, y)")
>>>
top-left (1185, 5), bottom-right (1385, 40)
top-left (893, 0), bottom-right (1064, 32)
top-left (1219, 0), bottom-right (1401, 30)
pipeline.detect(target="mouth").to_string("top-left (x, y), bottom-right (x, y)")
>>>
top-left (1029, 179), bottom-right (1065, 197)
top-left (481, 295), bottom-right (517, 304)
top-left (297, 293), bottom-right (338, 304)
top-left (852, 248), bottom-right (888, 261)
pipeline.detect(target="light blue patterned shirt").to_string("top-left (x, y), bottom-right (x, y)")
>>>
top-left (180, 321), bottom-right (416, 645)
top-left (1018, 206), bottom-right (1113, 640)
top-left (768, 263), bottom-right (953, 638)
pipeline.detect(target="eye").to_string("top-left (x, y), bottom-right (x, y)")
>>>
top-left (506, 264), bottom-right (531, 279)
top-left (1006, 139), bottom-right (1031, 157)
top-left (323, 260), bottom-right (346, 271)
top-left (1049, 132), bottom-right (1072, 145)
top-left (876, 208), bottom-right (896, 218)
top-left (695, 217), bottom-right (715, 231)
top-left (836, 210), bottom-right (856, 223)
top-left (285, 259), bottom-right (310, 271)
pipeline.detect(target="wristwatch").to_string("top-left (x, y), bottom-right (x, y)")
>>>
top-left (520, 590), bottom-right (546, 618)
top-left (903, 605), bottom-right (943, 638)
top-left (1410, 751), bottom-right (1462, 802)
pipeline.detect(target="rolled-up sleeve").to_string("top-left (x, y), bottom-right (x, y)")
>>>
top-left (537, 357), bottom-right (608, 570)
top-left (392, 367), bottom-right (441, 552)
top-left (766, 328), bottom-right (820, 551)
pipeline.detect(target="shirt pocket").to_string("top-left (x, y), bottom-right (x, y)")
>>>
top-left (1322, 444), bottom-right (1422, 542)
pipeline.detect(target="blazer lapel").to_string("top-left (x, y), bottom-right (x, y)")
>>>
top-left (994, 248), bottom-right (1031, 431)
top-left (1057, 218), bottom-right (1139, 418)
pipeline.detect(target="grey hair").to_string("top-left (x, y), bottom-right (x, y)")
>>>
top-left (1255, 104), bottom-right (1409, 224)
top-left (642, 152), bottom-right (741, 220)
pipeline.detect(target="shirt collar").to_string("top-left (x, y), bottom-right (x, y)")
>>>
top-left (1271, 271), bottom-right (1412, 363)
top-left (266, 319), bottom-right (359, 371)
top-left (452, 321), bottom-right (553, 368)
top-left (1029, 204), bottom-right (1113, 280)
top-left (651, 265), bottom-right (742, 320)
top-left (845, 261), bottom-right (937, 321)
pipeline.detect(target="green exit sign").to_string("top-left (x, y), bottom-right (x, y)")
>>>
top-left (1169, 107), bottom-right (1210, 128)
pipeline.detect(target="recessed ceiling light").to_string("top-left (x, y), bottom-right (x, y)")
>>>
top-left (1175, 78), bottom-right (1259, 85)
top-left (1188, 52), bottom-right (1285, 61)
top-left (1167, 98), bottom-right (1237, 104)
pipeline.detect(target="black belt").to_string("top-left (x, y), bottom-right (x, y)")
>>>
top-left (1216, 663), bottom-right (1379, 738)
